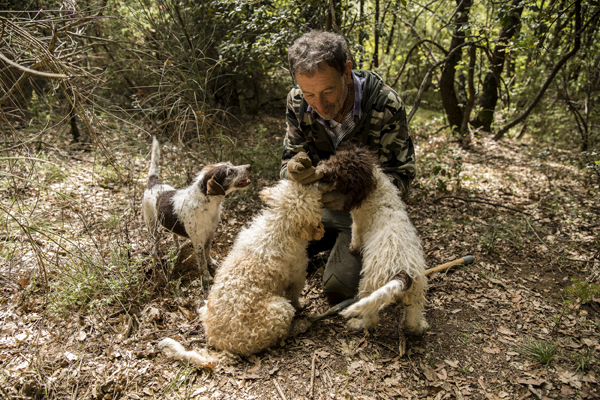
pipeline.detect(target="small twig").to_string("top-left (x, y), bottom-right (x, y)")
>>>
top-left (0, 52), bottom-right (68, 78)
top-left (309, 351), bottom-right (317, 398)
top-left (517, 391), bottom-right (532, 400)
top-left (527, 384), bottom-right (543, 400)
top-left (273, 379), bottom-right (287, 400)
top-left (431, 124), bottom-right (451, 136)
top-left (433, 195), bottom-right (532, 215)
top-left (551, 306), bottom-right (568, 336)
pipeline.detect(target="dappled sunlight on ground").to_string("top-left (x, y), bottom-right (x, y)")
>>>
top-left (1, 116), bottom-right (599, 399)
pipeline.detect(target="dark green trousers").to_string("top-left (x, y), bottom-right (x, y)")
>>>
top-left (308, 209), bottom-right (362, 303)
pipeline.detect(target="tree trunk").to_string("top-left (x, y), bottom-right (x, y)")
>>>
top-left (461, 44), bottom-right (477, 147)
top-left (494, 0), bottom-right (587, 140)
top-left (472, 0), bottom-right (525, 131)
top-left (372, 0), bottom-right (380, 69)
top-left (439, 0), bottom-right (473, 133)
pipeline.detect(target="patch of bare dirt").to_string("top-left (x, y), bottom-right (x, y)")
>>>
top-left (1, 118), bottom-right (599, 400)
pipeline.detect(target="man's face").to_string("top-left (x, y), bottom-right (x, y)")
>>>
top-left (295, 62), bottom-right (352, 121)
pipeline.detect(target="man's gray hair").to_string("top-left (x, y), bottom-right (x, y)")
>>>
top-left (288, 30), bottom-right (349, 77)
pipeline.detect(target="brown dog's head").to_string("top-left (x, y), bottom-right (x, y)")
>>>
top-left (317, 143), bottom-right (378, 212)
top-left (199, 162), bottom-right (252, 196)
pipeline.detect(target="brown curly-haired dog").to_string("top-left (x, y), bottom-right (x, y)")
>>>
top-left (317, 143), bottom-right (428, 356)
top-left (317, 143), bottom-right (378, 213)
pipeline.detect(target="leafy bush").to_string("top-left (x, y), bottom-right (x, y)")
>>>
top-left (564, 278), bottom-right (600, 304)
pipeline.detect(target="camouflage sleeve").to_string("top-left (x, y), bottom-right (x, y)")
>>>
top-left (375, 86), bottom-right (416, 197)
top-left (281, 88), bottom-right (310, 179)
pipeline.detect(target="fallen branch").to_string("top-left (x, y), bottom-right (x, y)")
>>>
top-left (273, 379), bottom-right (287, 400)
top-left (433, 195), bottom-right (532, 215)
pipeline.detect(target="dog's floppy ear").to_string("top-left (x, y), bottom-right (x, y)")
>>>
top-left (207, 176), bottom-right (226, 196)
top-left (299, 219), bottom-right (325, 241)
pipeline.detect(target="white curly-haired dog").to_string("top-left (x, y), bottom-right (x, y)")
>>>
top-left (317, 143), bottom-right (428, 355)
top-left (159, 179), bottom-right (324, 366)
top-left (142, 137), bottom-right (251, 281)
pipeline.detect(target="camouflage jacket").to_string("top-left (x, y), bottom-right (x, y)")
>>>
top-left (280, 70), bottom-right (415, 194)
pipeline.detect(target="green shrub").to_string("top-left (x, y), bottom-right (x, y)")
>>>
top-left (564, 278), bottom-right (600, 304)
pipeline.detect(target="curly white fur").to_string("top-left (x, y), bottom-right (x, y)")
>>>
top-left (340, 167), bottom-right (429, 337)
top-left (159, 179), bottom-right (324, 365)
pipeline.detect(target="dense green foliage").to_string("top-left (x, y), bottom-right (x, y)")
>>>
top-left (0, 0), bottom-right (598, 149)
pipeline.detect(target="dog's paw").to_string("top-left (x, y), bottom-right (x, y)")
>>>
top-left (348, 242), bottom-right (361, 256)
top-left (289, 318), bottom-right (312, 337)
top-left (199, 269), bottom-right (213, 285)
top-left (291, 298), bottom-right (305, 311)
top-left (402, 318), bottom-right (429, 336)
top-left (339, 304), bottom-right (360, 319)
top-left (346, 318), bottom-right (368, 331)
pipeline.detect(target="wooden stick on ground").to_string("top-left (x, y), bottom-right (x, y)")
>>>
top-left (425, 255), bottom-right (474, 276)
top-left (309, 350), bottom-right (316, 398)
top-left (307, 255), bottom-right (475, 324)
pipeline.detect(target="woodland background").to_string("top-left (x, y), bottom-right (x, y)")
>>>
top-left (1, 0), bottom-right (599, 399)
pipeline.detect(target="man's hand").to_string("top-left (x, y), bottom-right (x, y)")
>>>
top-left (287, 152), bottom-right (323, 184)
top-left (321, 189), bottom-right (345, 210)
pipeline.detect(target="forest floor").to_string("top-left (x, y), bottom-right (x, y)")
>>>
top-left (1, 113), bottom-right (599, 400)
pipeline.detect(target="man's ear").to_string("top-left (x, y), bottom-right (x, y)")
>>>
top-left (207, 176), bottom-right (226, 196)
top-left (344, 61), bottom-right (352, 84)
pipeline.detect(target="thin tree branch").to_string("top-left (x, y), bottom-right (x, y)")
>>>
top-left (0, 52), bottom-right (68, 78)
top-left (494, 1), bottom-right (598, 140)
top-left (391, 39), bottom-right (447, 88)
top-left (408, 39), bottom-right (483, 123)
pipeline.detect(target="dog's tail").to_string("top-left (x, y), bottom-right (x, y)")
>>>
top-left (340, 279), bottom-right (408, 320)
top-left (149, 136), bottom-right (161, 178)
top-left (158, 338), bottom-right (237, 368)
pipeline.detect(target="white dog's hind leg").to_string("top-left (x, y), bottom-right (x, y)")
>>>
top-left (158, 338), bottom-right (234, 367)
top-left (341, 279), bottom-right (406, 318)
top-left (400, 276), bottom-right (429, 335)
top-left (402, 303), bottom-right (429, 335)
top-left (149, 217), bottom-right (161, 263)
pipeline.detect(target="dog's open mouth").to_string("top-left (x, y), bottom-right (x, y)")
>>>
top-left (236, 179), bottom-right (251, 188)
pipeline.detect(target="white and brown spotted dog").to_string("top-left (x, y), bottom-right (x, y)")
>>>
top-left (142, 137), bottom-right (251, 281)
